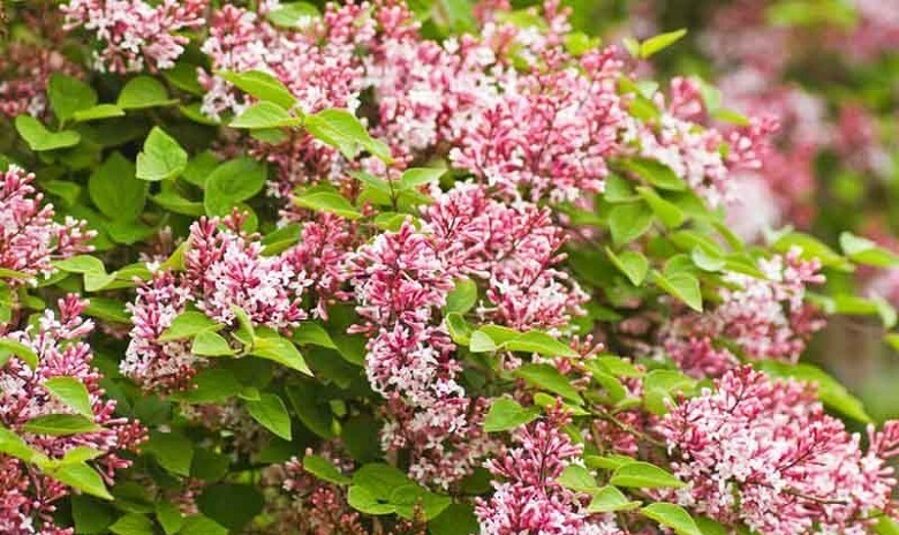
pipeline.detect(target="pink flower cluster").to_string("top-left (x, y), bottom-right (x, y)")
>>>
top-left (347, 183), bottom-right (586, 486)
top-left (662, 248), bottom-right (824, 378)
top-left (347, 220), bottom-right (489, 488)
top-left (0, 296), bottom-right (145, 534)
top-left (477, 406), bottom-right (621, 534)
top-left (659, 366), bottom-right (899, 534)
top-left (122, 214), bottom-right (312, 391)
top-left (199, 1), bottom-right (668, 210)
top-left (61, 0), bottom-right (206, 73)
top-left (624, 76), bottom-right (776, 208)
top-left (199, 2), bottom-right (369, 120)
top-left (449, 48), bottom-right (627, 203)
top-left (0, 166), bottom-right (93, 285)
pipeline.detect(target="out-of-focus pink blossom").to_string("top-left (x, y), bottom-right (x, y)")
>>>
top-left (659, 366), bottom-right (899, 534)
top-left (0, 166), bottom-right (93, 285)
top-left (0, 44), bottom-right (83, 119)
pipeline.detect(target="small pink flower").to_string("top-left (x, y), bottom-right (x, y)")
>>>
top-left (0, 166), bottom-right (93, 285)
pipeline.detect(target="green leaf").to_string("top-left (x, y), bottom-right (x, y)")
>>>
top-left (622, 37), bottom-right (641, 57)
top-left (294, 185), bottom-right (361, 219)
top-left (606, 247), bottom-right (649, 286)
top-left (839, 232), bottom-right (899, 267)
top-left (587, 486), bottom-right (642, 513)
top-left (429, 504), bottom-right (479, 535)
top-left (266, 1), bottom-right (321, 28)
top-left (181, 369), bottom-right (242, 404)
top-left (156, 502), bottom-right (184, 535)
top-left (623, 158), bottom-right (686, 191)
top-left (136, 127), bottom-right (187, 181)
top-left (182, 150), bottom-right (220, 187)
top-left (399, 167), bottom-right (444, 189)
top-left (641, 502), bottom-right (702, 535)
top-left (164, 61), bottom-right (204, 95)
top-left (604, 174), bottom-right (640, 203)
top-left (0, 427), bottom-right (44, 463)
top-left (23, 414), bottom-right (100, 436)
top-left (347, 485), bottom-right (395, 515)
top-left (89, 152), bottom-right (146, 221)
top-left (691, 246), bottom-right (726, 272)
top-left (54, 255), bottom-right (106, 275)
top-left (445, 278), bottom-right (478, 314)
top-left (15, 115), bottom-right (81, 151)
top-left (638, 187), bottom-right (686, 228)
top-left (303, 454), bottom-right (351, 485)
top-left (191, 331), bottom-right (236, 357)
top-left (695, 516), bottom-right (730, 535)
top-left (246, 393), bottom-right (291, 440)
top-left (109, 513), bottom-right (154, 535)
top-left (50, 462), bottom-right (113, 500)
top-left (292, 321), bottom-right (337, 349)
top-left (353, 463), bottom-right (412, 498)
top-left (60, 446), bottom-right (103, 464)
top-left (203, 157), bottom-right (268, 216)
top-left (117, 76), bottom-right (177, 109)
top-left (84, 298), bottom-right (130, 324)
top-left (144, 431), bottom-right (194, 476)
top-left (180, 515), bottom-right (228, 535)
top-left (609, 202), bottom-right (654, 245)
top-left (160, 311), bottom-right (222, 342)
top-left (231, 306), bottom-right (256, 347)
top-left (595, 355), bottom-right (643, 377)
top-left (639, 29), bottom-right (688, 58)
top-left (446, 312), bottom-right (473, 345)
top-left (44, 377), bottom-right (93, 417)
top-left (304, 108), bottom-right (392, 162)
top-left (503, 330), bottom-right (580, 358)
top-left (72, 495), bottom-right (115, 534)
top-left (875, 517), bottom-right (899, 535)
top-left (585, 453), bottom-right (639, 470)
top-left (49, 73), bottom-right (97, 122)
top-left (643, 369), bottom-right (695, 415)
top-left (469, 330), bottom-right (498, 352)
top-left (514, 363), bottom-right (582, 404)
top-left (771, 231), bottom-right (851, 270)
top-left (230, 101), bottom-right (301, 129)
top-left (285, 381), bottom-right (334, 438)
top-left (0, 338), bottom-right (38, 368)
top-left (73, 104), bottom-right (126, 122)
top-left (756, 361), bottom-right (872, 423)
top-left (219, 70), bottom-right (297, 110)
top-left (557, 464), bottom-right (597, 493)
top-left (251, 331), bottom-right (312, 374)
top-left (653, 270), bottom-right (702, 312)
top-left (390, 484), bottom-right (451, 520)
top-left (610, 462), bottom-right (685, 489)
top-left (150, 191), bottom-right (205, 216)
top-left (483, 398), bottom-right (539, 432)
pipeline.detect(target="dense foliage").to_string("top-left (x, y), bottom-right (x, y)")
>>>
top-left (0, 1), bottom-right (898, 534)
